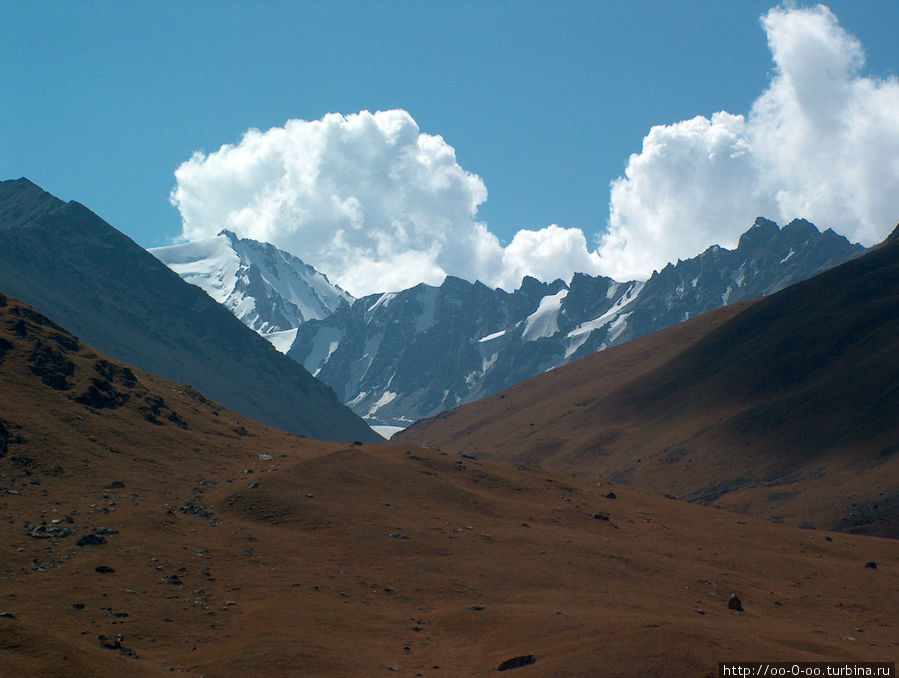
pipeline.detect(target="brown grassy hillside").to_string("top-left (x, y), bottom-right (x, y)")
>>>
top-left (1, 293), bottom-right (896, 676)
top-left (398, 234), bottom-right (899, 538)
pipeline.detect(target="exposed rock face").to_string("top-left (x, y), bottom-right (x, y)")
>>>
top-left (289, 217), bottom-right (864, 428)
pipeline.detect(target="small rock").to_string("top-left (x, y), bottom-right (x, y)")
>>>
top-left (728, 594), bottom-right (743, 612)
top-left (258, 453), bottom-right (273, 461)
top-left (388, 531), bottom-right (411, 539)
top-left (466, 604), bottom-right (485, 611)
top-left (497, 655), bottom-right (536, 671)
top-left (77, 534), bottom-right (107, 547)
top-left (865, 561), bottom-right (877, 569)
top-left (107, 481), bottom-right (125, 489)
top-left (0, 611), bottom-right (17, 619)
top-left (73, 603), bottom-right (85, 610)
top-left (605, 492), bottom-right (617, 499)
top-left (593, 513), bottom-right (610, 521)
top-left (95, 565), bottom-right (115, 574)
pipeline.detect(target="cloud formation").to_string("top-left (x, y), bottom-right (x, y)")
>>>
top-left (171, 5), bottom-right (899, 294)
top-left (599, 4), bottom-right (899, 280)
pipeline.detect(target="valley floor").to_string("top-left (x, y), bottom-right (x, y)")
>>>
top-left (2, 440), bottom-right (896, 677)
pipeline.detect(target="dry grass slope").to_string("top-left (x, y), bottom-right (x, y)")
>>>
top-left (399, 235), bottom-right (899, 538)
top-left (1, 293), bottom-right (896, 676)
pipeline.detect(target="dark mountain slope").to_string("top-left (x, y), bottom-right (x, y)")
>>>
top-left (0, 178), bottom-right (378, 442)
top-left (606, 224), bottom-right (899, 461)
top-left (399, 227), bottom-right (899, 536)
top-left (290, 217), bottom-right (862, 429)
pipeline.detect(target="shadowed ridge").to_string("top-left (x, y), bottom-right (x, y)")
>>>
top-left (0, 178), bottom-right (380, 442)
top-left (398, 231), bottom-right (899, 535)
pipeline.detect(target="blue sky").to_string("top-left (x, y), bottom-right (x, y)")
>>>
top-left (3, 1), bottom-right (898, 294)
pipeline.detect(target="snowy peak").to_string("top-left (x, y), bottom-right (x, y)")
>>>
top-left (151, 232), bottom-right (352, 352)
top-left (289, 217), bottom-right (865, 431)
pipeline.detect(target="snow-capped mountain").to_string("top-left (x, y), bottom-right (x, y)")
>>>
top-left (151, 230), bottom-right (353, 352)
top-left (288, 218), bottom-right (864, 431)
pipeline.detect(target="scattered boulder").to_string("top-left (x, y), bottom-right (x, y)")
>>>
top-left (728, 594), bottom-right (744, 612)
top-left (497, 655), bottom-right (536, 671)
top-left (98, 634), bottom-right (139, 659)
top-left (25, 521), bottom-right (72, 540)
top-left (179, 496), bottom-right (218, 522)
top-left (29, 340), bottom-right (74, 390)
top-left (76, 534), bottom-right (107, 547)
top-left (74, 378), bottom-right (130, 409)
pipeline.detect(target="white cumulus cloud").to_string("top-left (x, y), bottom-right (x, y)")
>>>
top-left (171, 5), bottom-right (899, 294)
top-left (599, 4), bottom-right (899, 281)
top-left (171, 109), bottom-right (601, 295)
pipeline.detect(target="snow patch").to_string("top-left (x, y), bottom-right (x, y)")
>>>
top-left (722, 286), bottom-right (733, 305)
top-left (478, 329), bottom-right (506, 343)
top-left (607, 312), bottom-right (631, 343)
top-left (563, 280), bottom-right (644, 358)
top-left (481, 352), bottom-right (498, 372)
top-left (367, 293), bottom-right (396, 315)
top-left (780, 248), bottom-right (795, 264)
top-left (347, 391), bottom-right (368, 407)
top-left (564, 333), bottom-right (591, 359)
top-left (368, 390), bottom-right (397, 415)
top-left (606, 281), bottom-right (621, 299)
top-left (301, 326), bottom-right (345, 374)
top-left (264, 328), bottom-right (298, 354)
top-left (371, 425), bottom-right (405, 440)
top-left (522, 288), bottom-right (568, 342)
top-left (152, 234), bottom-right (241, 306)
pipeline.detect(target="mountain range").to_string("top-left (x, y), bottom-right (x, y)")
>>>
top-left (159, 216), bottom-right (863, 431)
top-left (398, 226), bottom-right (899, 537)
top-left (0, 178), bottom-right (379, 443)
